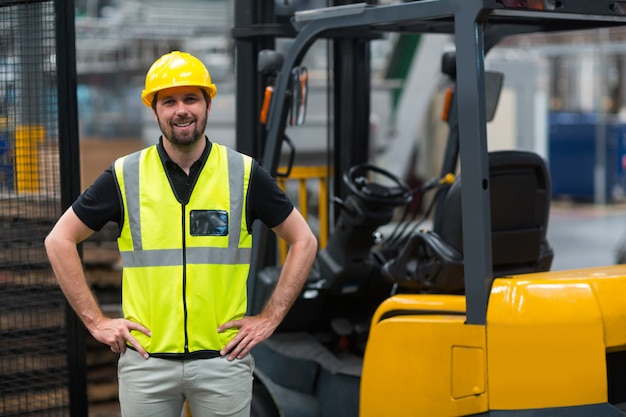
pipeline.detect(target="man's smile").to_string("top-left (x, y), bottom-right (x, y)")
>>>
top-left (173, 120), bottom-right (194, 128)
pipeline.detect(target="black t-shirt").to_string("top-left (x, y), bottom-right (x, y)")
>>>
top-left (72, 138), bottom-right (294, 233)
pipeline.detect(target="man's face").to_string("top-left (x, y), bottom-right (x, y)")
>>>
top-left (153, 86), bottom-right (210, 149)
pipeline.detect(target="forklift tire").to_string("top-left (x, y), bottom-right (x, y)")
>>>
top-left (251, 378), bottom-right (280, 417)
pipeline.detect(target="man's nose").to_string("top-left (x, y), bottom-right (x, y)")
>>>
top-left (174, 101), bottom-right (189, 114)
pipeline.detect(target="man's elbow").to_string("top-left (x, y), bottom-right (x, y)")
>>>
top-left (43, 232), bottom-right (54, 251)
top-left (43, 231), bottom-right (60, 258)
top-left (44, 227), bottom-right (74, 255)
top-left (302, 231), bottom-right (318, 260)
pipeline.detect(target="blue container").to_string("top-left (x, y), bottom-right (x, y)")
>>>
top-left (0, 130), bottom-right (13, 191)
top-left (548, 111), bottom-right (625, 202)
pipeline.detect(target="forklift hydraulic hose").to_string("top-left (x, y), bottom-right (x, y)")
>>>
top-left (412, 173), bottom-right (456, 195)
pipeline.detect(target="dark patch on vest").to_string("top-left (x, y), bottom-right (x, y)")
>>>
top-left (190, 210), bottom-right (229, 236)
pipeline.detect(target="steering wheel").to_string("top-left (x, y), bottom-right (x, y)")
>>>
top-left (343, 164), bottom-right (413, 206)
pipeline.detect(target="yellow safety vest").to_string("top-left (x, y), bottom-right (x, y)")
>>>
top-left (113, 143), bottom-right (253, 356)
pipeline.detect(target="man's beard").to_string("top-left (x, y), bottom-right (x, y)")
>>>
top-left (159, 115), bottom-right (207, 149)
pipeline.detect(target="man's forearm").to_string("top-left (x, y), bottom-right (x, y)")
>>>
top-left (45, 235), bottom-right (104, 331)
top-left (261, 236), bottom-right (317, 325)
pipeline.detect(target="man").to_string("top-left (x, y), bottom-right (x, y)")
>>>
top-left (45, 51), bottom-right (317, 416)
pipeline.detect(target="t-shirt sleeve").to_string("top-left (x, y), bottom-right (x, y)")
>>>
top-left (248, 162), bottom-right (294, 229)
top-left (71, 168), bottom-right (122, 232)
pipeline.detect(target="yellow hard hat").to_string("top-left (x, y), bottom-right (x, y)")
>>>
top-left (141, 51), bottom-right (217, 107)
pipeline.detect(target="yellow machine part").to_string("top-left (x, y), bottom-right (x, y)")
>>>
top-left (360, 295), bottom-right (488, 417)
top-left (487, 265), bottom-right (626, 410)
top-left (360, 265), bottom-right (626, 416)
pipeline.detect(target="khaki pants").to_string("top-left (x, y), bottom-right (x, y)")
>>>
top-left (118, 349), bottom-right (254, 417)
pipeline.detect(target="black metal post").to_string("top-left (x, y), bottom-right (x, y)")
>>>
top-left (331, 0), bottom-right (373, 220)
top-left (454, 1), bottom-right (492, 325)
top-left (234, 0), bottom-right (280, 314)
top-left (234, 0), bottom-right (276, 159)
top-left (332, 36), bottom-right (370, 201)
top-left (55, 0), bottom-right (88, 415)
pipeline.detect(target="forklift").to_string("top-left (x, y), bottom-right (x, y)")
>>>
top-left (233, 1), bottom-right (626, 416)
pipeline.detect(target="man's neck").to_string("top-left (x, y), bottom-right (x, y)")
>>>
top-left (163, 137), bottom-right (207, 174)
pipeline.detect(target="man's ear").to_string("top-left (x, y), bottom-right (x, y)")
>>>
top-left (201, 89), bottom-right (212, 114)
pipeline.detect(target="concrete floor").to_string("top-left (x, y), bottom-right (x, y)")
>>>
top-left (548, 201), bottom-right (626, 271)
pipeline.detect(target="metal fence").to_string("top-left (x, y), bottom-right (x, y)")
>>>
top-left (0, 0), bottom-right (82, 416)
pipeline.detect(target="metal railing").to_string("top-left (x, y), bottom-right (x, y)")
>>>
top-left (276, 165), bottom-right (330, 263)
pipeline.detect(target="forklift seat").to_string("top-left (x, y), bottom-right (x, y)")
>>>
top-left (383, 150), bottom-right (554, 293)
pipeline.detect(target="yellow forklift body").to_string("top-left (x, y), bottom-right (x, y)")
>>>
top-left (361, 294), bottom-right (488, 417)
top-left (361, 266), bottom-right (626, 416)
top-left (486, 267), bottom-right (626, 409)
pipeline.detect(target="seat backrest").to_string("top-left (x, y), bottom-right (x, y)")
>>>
top-left (436, 150), bottom-right (553, 276)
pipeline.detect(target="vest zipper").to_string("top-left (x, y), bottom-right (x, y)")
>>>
top-left (182, 202), bottom-right (189, 354)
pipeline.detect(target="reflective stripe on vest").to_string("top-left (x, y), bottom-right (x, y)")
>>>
top-left (118, 147), bottom-right (251, 266)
